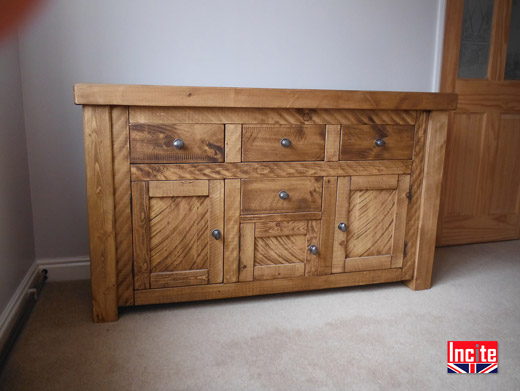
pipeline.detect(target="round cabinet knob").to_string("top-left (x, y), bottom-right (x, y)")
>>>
top-left (280, 138), bottom-right (292, 148)
top-left (173, 139), bottom-right (185, 149)
top-left (279, 191), bottom-right (290, 200)
top-left (338, 222), bottom-right (347, 232)
top-left (308, 245), bottom-right (318, 255)
top-left (211, 229), bottom-right (222, 240)
top-left (374, 138), bottom-right (386, 147)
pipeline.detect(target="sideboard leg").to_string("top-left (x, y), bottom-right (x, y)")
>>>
top-left (83, 106), bottom-right (119, 322)
top-left (404, 111), bottom-right (448, 291)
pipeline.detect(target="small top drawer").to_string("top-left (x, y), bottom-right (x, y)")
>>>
top-left (340, 124), bottom-right (414, 160)
top-left (241, 177), bottom-right (323, 215)
top-left (242, 124), bottom-right (325, 162)
top-left (130, 124), bottom-right (224, 163)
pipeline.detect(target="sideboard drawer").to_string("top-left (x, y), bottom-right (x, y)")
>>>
top-left (241, 177), bottom-right (323, 214)
top-left (242, 124), bottom-right (325, 162)
top-left (340, 124), bottom-right (414, 160)
top-left (130, 123), bottom-right (225, 163)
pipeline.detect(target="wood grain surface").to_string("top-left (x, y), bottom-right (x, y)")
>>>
top-left (130, 123), bottom-right (224, 163)
top-left (111, 106), bottom-right (134, 306)
top-left (224, 179), bottom-right (240, 283)
top-left (241, 177), bottom-right (323, 214)
top-left (75, 84), bottom-right (457, 110)
top-left (332, 177), bottom-right (350, 274)
top-left (340, 125), bottom-right (415, 160)
top-left (131, 181), bottom-right (151, 290)
top-left (405, 112), bottom-right (448, 290)
top-left (83, 106), bottom-right (118, 322)
top-left (254, 263), bottom-right (306, 280)
top-left (225, 124), bottom-right (242, 162)
top-left (135, 269), bottom-right (403, 305)
top-left (242, 124), bottom-right (325, 162)
top-left (401, 112), bottom-right (428, 280)
top-left (129, 107), bottom-right (418, 126)
top-left (150, 270), bottom-right (208, 289)
top-left (131, 161), bottom-right (412, 181)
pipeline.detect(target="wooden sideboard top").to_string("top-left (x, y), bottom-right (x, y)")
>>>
top-left (74, 84), bottom-right (457, 111)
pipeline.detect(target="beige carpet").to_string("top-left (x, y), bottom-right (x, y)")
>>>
top-left (0, 240), bottom-right (519, 391)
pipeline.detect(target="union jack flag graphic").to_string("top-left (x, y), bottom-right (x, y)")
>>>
top-left (447, 341), bottom-right (498, 374)
top-left (447, 363), bottom-right (498, 373)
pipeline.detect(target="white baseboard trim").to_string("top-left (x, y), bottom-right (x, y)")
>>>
top-left (37, 256), bottom-right (90, 282)
top-left (1, 256), bottom-right (90, 359)
top-left (0, 260), bottom-right (40, 358)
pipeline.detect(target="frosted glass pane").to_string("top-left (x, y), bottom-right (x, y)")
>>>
top-left (505, 0), bottom-right (520, 79)
top-left (458, 0), bottom-right (494, 79)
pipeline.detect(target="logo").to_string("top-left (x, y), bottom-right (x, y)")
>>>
top-left (447, 341), bottom-right (498, 373)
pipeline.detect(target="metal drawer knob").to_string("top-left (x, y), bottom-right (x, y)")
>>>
top-left (374, 138), bottom-right (386, 147)
top-left (280, 138), bottom-right (292, 148)
top-left (211, 229), bottom-right (222, 240)
top-left (338, 222), bottom-right (347, 232)
top-left (173, 139), bottom-right (185, 149)
top-left (308, 245), bottom-right (318, 255)
top-left (279, 191), bottom-right (289, 200)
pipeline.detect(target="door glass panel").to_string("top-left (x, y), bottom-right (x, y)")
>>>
top-left (505, 0), bottom-right (520, 79)
top-left (458, 0), bottom-right (495, 79)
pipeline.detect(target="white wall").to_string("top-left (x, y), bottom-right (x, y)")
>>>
top-left (17, 0), bottom-right (445, 260)
top-left (0, 36), bottom-right (36, 313)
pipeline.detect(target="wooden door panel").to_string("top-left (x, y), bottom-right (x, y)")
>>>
top-left (438, 0), bottom-right (520, 245)
top-left (489, 115), bottom-right (520, 215)
top-left (332, 175), bottom-right (410, 273)
top-left (439, 113), bottom-right (520, 244)
top-left (439, 215), bottom-right (519, 244)
top-left (132, 179), bottom-right (224, 289)
top-left (239, 218), bottom-right (321, 281)
top-left (150, 196), bottom-right (209, 272)
top-left (441, 113), bottom-right (486, 217)
top-left (347, 189), bottom-right (397, 257)
top-left (255, 235), bottom-right (307, 265)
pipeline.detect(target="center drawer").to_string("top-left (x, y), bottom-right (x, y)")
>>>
top-left (242, 124), bottom-right (326, 162)
top-left (241, 177), bottom-right (323, 215)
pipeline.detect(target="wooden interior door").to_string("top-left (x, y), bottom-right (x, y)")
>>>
top-left (437, 0), bottom-right (520, 245)
top-left (238, 217), bottom-right (321, 281)
top-left (131, 180), bottom-right (224, 289)
top-left (331, 175), bottom-right (410, 273)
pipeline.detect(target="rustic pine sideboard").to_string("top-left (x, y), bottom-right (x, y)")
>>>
top-left (74, 84), bottom-right (457, 322)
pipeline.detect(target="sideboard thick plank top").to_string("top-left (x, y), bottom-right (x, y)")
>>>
top-left (75, 83), bottom-right (456, 322)
top-left (74, 84), bottom-right (457, 110)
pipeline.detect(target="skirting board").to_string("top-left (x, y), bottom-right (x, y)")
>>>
top-left (1, 257), bottom-right (89, 361)
top-left (37, 256), bottom-right (90, 282)
top-left (0, 261), bottom-right (40, 361)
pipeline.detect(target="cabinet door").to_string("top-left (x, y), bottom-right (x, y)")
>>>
top-left (332, 175), bottom-right (410, 273)
top-left (238, 217), bottom-right (321, 281)
top-left (132, 180), bottom-right (224, 289)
